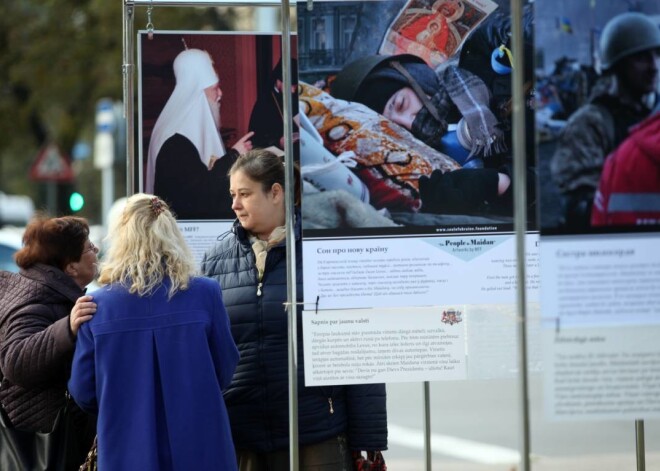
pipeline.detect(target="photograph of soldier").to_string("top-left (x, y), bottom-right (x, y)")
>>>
top-left (536, 6), bottom-right (660, 234)
top-left (591, 104), bottom-right (660, 227)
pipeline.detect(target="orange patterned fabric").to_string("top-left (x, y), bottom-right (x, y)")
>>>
top-left (300, 83), bottom-right (460, 211)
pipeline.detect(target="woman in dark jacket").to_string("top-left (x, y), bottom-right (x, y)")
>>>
top-left (0, 215), bottom-right (98, 470)
top-left (202, 149), bottom-right (388, 470)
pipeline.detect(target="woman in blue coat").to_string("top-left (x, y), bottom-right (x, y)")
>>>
top-left (68, 194), bottom-right (239, 470)
top-left (202, 149), bottom-right (388, 470)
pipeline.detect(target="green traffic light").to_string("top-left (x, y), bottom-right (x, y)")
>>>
top-left (69, 192), bottom-right (84, 212)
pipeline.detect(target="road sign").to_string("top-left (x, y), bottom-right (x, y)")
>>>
top-left (94, 98), bottom-right (115, 170)
top-left (29, 144), bottom-right (75, 183)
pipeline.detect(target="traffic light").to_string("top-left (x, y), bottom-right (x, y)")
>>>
top-left (69, 191), bottom-right (85, 212)
top-left (53, 182), bottom-right (76, 216)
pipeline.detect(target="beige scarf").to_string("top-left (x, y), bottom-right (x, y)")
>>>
top-left (249, 225), bottom-right (287, 282)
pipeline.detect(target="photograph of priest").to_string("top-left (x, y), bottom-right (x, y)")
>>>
top-left (146, 48), bottom-right (253, 220)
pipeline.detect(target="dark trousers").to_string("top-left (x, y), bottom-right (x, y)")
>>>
top-left (237, 434), bottom-right (352, 471)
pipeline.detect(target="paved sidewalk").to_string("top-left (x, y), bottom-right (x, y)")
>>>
top-left (385, 452), bottom-right (660, 470)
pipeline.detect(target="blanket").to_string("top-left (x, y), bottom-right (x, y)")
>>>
top-left (300, 83), bottom-right (460, 212)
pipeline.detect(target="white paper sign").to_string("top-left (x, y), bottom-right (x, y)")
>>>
top-left (540, 232), bottom-right (660, 420)
top-left (178, 221), bottom-right (233, 268)
top-left (304, 233), bottom-right (539, 310)
top-left (543, 325), bottom-right (660, 421)
top-left (303, 306), bottom-right (467, 385)
top-left (540, 233), bottom-right (660, 329)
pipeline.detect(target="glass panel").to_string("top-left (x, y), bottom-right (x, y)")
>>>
top-left (536, 0), bottom-right (660, 469)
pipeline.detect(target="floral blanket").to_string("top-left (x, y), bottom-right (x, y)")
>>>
top-left (299, 82), bottom-right (460, 212)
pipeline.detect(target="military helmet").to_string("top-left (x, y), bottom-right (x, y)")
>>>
top-left (330, 54), bottom-right (425, 102)
top-left (599, 12), bottom-right (660, 71)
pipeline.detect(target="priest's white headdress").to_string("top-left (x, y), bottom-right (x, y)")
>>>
top-left (145, 48), bottom-right (226, 193)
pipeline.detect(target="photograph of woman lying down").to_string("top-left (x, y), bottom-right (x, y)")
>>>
top-left (297, 0), bottom-right (536, 234)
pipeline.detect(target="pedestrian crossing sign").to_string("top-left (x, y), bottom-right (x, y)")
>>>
top-left (29, 144), bottom-right (75, 182)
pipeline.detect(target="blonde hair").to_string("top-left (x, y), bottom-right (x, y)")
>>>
top-left (98, 193), bottom-right (196, 299)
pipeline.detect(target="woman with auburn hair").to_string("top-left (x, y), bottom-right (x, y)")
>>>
top-left (202, 149), bottom-right (388, 471)
top-left (68, 193), bottom-right (239, 470)
top-left (0, 215), bottom-right (98, 470)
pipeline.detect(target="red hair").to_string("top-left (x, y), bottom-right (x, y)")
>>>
top-left (15, 215), bottom-right (90, 271)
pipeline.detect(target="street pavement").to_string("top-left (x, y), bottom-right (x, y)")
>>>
top-left (384, 455), bottom-right (660, 471)
top-left (385, 378), bottom-right (660, 470)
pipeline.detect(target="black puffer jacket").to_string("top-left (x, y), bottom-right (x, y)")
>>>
top-left (201, 216), bottom-right (388, 453)
top-left (0, 264), bottom-right (82, 432)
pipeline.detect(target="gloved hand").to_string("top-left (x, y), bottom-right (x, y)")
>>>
top-left (352, 450), bottom-right (387, 471)
top-left (418, 168), bottom-right (500, 214)
top-left (488, 164), bottom-right (537, 216)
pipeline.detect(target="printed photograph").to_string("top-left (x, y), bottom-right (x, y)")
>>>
top-left (297, 0), bottom-right (536, 237)
top-left (380, 0), bottom-right (495, 67)
top-left (139, 32), bottom-right (297, 220)
top-left (535, 1), bottom-right (660, 235)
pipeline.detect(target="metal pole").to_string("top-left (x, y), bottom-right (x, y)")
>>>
top-left (123, 2), bottom-right (299, 464)
top-left (511, 0), bottom-right (531, 470)
top-left (123, 2), bottom-right (136, 196)
top-left (280, 1), bottom-right (299, 469)
top-left (424, 382), bottom-right (432, 471)
top-left (46, 182), bottom-right (57, 215)
top-left (102, 167), bottom-right (114, 227)
top-left (636, 420), bottom-right (646, 471)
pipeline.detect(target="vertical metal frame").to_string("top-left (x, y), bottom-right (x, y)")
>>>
top-left (511, 0), bottom-right (531, 470)
top-left (279, 0), bottom-right (300, 468)
top-left (424, 382), bottom-right (432, 470)
top-left (123, 1), bottom-right (300, 469)
top-left (636, 420), bottom-right (646, 471)
top-left (123, 2), bottom-right (135, 196)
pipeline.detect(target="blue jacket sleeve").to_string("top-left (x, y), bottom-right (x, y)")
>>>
top-left (209, 283), bottom-right (239, 390)
top-left (346, 383), bottom-right (388, 451)
top-left (67, 322), bottom-right (98, 415)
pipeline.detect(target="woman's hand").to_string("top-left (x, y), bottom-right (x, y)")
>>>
top-left (70, 295), bottom-right (96, 337)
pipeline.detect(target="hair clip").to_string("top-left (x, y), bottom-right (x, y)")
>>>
top-left (150, 197), bottom-right (166, 216)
